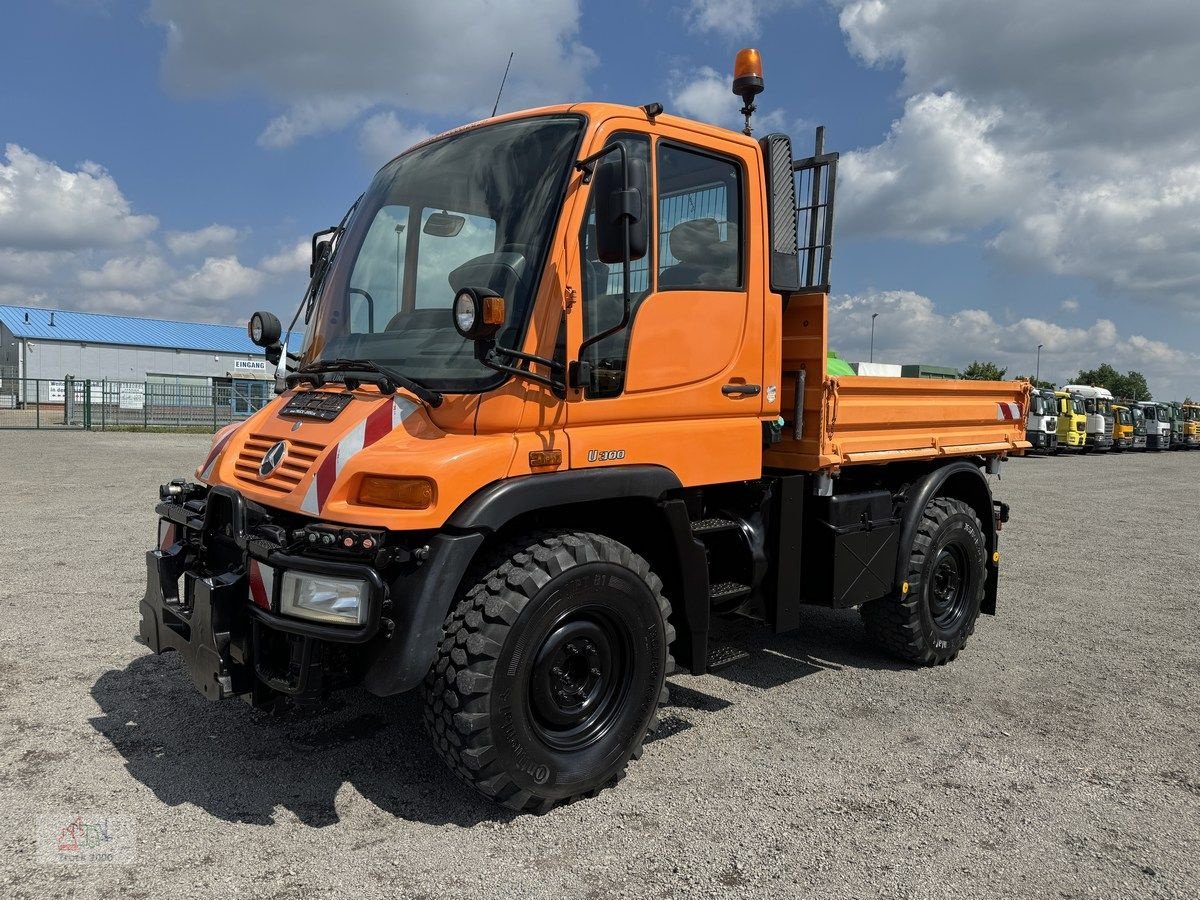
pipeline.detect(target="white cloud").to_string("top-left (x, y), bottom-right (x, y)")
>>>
top-left (1060, 298), bottom-right (1080, 313)
top-left (0, 146), bottom-right (283, 322)
top-left (669, 66), bottom-right (732, 125)
top-left (683, 0), bottom-right (803, 38)
top-left (165, 224), bottom-right (239, 256)
top-left (358, 112), bottom-right (433, 169)
top-left (830, 288), bottom-right (1199, 397)
top-left (148, 0), bottom-right (597, 147)
top-left (259, 240), bottom-right (310, 276)
top-left (0, 144), bottom-right (157, 250)
top-left (834, 0), bottom-right (1200, 307)
top-left (170, 256), bottom-right (265, 303)
top-left (78, 255), bottom-right (174, 291)
top-left (668, 67), bottom-right (799, 136)
top-left (838, 92), bottom-right (1032, 242)
top-left (258, 97), bottom-right (375, 149)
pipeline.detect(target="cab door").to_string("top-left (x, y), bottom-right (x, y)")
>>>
top-left (564, 119), bottom-right (765, 486)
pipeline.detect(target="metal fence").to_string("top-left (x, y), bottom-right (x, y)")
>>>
top-left (0, 377), bottom-right (272, 431)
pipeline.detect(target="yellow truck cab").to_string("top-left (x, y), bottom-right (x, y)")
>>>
top-left (1112, 404), bottom-right (1134, 451)
top-left (1055, 390), bottom-right (1087, 452)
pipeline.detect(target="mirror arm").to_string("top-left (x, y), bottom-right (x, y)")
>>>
top-left (479, 344), bottom-right (565, 394)
top-left (574, 141), bottom-right (635, 383)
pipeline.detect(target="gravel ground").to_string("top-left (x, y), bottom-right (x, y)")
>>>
top-left (0, 431), bottom-right (1197, 899)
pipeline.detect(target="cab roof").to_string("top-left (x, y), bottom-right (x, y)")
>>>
top-left (383, 101), bottom-right (761, 170)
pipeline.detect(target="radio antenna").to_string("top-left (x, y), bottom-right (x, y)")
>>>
top-left (491, 51), bottom-right (514, 118)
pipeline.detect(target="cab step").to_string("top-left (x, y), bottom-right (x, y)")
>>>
top-left (690, 517), bottom-right (740, 536)
top-left (707, 643), bottom-right (750, 671)
top-left (709, 581), bottom-right (752, 603)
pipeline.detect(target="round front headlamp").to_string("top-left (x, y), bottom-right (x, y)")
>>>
top-left (450, 288), bottom-right (505, 341)
top-left (454, 290), bottom-right (478, 336)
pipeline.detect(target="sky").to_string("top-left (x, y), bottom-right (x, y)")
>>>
top-left (1, 0), bottom-right (1198, 398)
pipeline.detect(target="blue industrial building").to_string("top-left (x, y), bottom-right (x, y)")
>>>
top-left (0, 305), bottom-right (283, 413)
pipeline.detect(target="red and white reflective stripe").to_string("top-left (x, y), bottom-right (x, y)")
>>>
top-left (158, 521), bottom-right (177, 551)
top-left (248, 560), bottom-right (275, 610)
top-left (199, 429), bottom-right (237, 481)
top-left (996, 402), bottom-right (1021, 421)
top-left (300, 396), bottom-right (418, 515)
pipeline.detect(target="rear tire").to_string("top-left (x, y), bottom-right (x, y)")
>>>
top-left (423, 531), bottom-right (674, 813)
top-left (861, 496), bottom-right (985, 665)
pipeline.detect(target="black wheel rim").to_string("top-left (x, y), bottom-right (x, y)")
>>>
top-left (528, 608), bottom-right (633, 752)
top-left (929, 543), bottom-right (970, 629)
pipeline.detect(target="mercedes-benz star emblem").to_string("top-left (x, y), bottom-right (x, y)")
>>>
top-left (259, 441), bottom-right (287, 478)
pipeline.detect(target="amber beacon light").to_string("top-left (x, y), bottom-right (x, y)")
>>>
top-left (732, 48), bottom-right (765, 136)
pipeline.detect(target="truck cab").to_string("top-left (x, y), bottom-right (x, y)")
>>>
top-left (1168, 402), bottom-right (1199, 449)
top-left (1054, 390), bottom-right (1087, 452)
top-left (1024, 389), bottom-right (1058, 453)
top-left (1127, 403), bottom-right (1148, 450)
top-left (1183, 403), bottom-right (1200, 449)
top-left (1062, 385), bottom-right (1113, 452)
top-left (1137, 401), bottom-right (1172, 450)
top-left (137, 73), bottom-right (1027, 812)
top-left (1111, 404), bottom-right (1133, 451)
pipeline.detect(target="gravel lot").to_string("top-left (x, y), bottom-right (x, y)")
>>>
top-left (0, 431), bottom-right (1197, 899)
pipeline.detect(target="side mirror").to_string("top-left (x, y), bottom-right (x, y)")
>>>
top-left (451, 288), bottom-right (505, 342)
top-left (248, 311), bottom-right (282, 348)
top-left (593, 155), bottom-right (648, 265)
top-left (310, 238), bottom-right (331, 278)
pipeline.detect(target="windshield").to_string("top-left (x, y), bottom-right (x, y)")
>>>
top-left (1117, 408), bottom-right (1131, 425)
top-left (1097, 398), bottom-right (1113, 416)
top-left (299, 115), bottom-right (584, 391)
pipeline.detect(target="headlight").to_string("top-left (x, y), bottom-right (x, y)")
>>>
top-left (454, 291), bottom-right (478, 335)
top-left (450, 287), bottom-right (505, 340)
top-left (279, 571), bottom-right (368, 626)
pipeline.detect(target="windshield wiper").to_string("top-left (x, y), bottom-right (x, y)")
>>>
top-left (289, 358), bottom-right (443, 408)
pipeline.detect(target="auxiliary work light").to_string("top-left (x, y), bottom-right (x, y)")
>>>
top-left (452, 288), bottom-right (506, 341)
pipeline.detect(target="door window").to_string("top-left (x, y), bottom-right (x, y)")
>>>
top-left (657, 144), bottom-right (742, 290)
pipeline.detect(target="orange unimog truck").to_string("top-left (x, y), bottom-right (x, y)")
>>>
top-left (140, 51), bottom-right (1028, 812)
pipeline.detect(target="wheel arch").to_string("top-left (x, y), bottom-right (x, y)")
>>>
top-left (446, 465), bottom-right (706, 671)
top-left (895, 458), bottom-right (998, 614)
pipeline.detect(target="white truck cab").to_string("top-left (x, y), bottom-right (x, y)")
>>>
top-left (1063, 384), bottom-right (1114, 452)
top-left (1137, 401), bottom-right (1172, 450)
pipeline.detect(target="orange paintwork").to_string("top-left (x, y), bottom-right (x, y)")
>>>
top-left (198, 102), bottom-right (1028, 529)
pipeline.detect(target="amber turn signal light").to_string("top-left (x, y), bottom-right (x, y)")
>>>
top-left (357, 476), bottom-right (435, 509)
top-left (483, 295), bottom-right (505, 326)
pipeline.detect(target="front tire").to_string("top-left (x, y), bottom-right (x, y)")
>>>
top-left (423, 531), bottom-right (674, 813)
top-left (861, 496), bottom-right (986, 665)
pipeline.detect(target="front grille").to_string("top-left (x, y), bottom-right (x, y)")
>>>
top-left (235, 433), bottom-right (326, 494)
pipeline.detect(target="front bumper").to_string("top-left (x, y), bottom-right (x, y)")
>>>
top-left (1086, 433), bottom-right (1113, 451)
top-left (140, 484), bottom-right (483, 702)
top-left (1025, 431), bottom-right (1057, 452)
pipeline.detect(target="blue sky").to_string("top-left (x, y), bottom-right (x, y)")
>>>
top-left (2, 0), bottom-right (1198, 397)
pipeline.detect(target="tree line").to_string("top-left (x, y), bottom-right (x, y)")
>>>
top-left (961, 360), bottom-right (1156, 401)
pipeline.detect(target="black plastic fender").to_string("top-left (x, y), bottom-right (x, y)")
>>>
top-left (446, 465), bottom-right (685, 532)
top-left (895, 459), bottom-right (1000, 615)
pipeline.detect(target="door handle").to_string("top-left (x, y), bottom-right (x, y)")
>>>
top-left (721, 383), bottom-right (761, 397)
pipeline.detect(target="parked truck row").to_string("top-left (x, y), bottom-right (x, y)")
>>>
top-left (1026, 387), bottom-right (1197, 454)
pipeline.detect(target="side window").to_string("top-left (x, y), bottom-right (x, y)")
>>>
top-left (579, 133), bottom-right (651, 398)
top-left (657, 144), bottom-right (742, 291)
